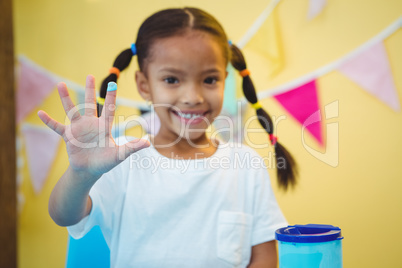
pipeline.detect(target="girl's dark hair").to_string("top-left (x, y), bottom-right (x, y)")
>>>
top-left (98, 7), bottom-right (229, 114)
top-left (98, 7), bottom-right (298, 190)
top-left (230, 44), bottom-right (298, 190)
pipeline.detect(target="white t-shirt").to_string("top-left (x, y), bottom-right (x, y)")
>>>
top-left (68, 135), bottom-right (287, 268)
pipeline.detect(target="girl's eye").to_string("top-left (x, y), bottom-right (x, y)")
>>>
top-left (164, 77), bottom-right (179, 84)
top-left (204, 77), bottom-right (218, 84)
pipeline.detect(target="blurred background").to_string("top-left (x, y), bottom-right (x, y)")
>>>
top-left (10, 0), bottom-right (402, 267)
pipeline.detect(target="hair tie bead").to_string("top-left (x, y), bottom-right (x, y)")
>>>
top-left (97, 96), bottom-right (105, 106)
top-left (239, 69), bottom-right (250, 77)
top-left (251, 101), bottom-right (262, 110)
top-left (109, 67), bottom-right (120, 78)
top-left (269, 133), bottom-right (278, 146)
top-left (131, 43), bottom-right (137, 56)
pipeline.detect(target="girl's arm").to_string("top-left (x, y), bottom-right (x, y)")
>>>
top-left (48, 166), bottom-right (100, 226)
top-left (39, 75), bottom-right (149, 227)
top-left (247, 241), bottom-right (278, 268)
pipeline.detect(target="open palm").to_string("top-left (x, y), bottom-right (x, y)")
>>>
top-left (38, 75), bottom-right (150, 177)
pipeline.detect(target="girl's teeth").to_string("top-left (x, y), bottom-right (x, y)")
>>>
top-left (177, 112), bottom-right (202, 119)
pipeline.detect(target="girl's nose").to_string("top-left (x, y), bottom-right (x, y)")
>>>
top-left (180, 86), bottom-right (204, 106)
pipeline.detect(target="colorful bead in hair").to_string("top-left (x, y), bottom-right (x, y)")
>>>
top-left (97, 96), bottom-right (105, 106)
top-left (131, 43), bottom-right (137, 56)
top-left (269, 133), bottom-right (278, 146)
top-left (239, 69), bottom-right (250, 77)
top-left (109, 67), bottom-right (120, 78)
top-left (251, 101), bottom-right (262, 110)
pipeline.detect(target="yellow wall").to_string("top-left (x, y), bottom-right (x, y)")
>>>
top-left (14, 0), bottom-right (402, 267)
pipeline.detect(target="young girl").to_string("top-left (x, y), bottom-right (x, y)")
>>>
top-left (38, 7), bottom-right (296, 268)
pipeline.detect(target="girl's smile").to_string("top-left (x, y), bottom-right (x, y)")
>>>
top-left (170, 109), bottom-right (210, 125)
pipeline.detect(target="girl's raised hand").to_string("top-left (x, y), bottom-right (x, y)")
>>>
top-left (38, 75), bottom-right (150, 178)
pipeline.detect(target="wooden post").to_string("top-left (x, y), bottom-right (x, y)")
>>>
top-left (0, 0), bottom-right (17, 267)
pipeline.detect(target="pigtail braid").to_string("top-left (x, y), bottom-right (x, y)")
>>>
top-left (230, 44), bottom-right (298, 190)
top-left (97, 48), bottom-right (135, 116)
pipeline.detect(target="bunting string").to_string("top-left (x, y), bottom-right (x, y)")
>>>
top-left (237, 0), bottom-right (282, 48)
top-left (21, 124), bottom-right (61, 194)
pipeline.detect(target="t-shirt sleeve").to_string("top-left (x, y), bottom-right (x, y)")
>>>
top-left (67, 161), bottom-right (127, 241)
top-left (251, 164), bottom-right (288, 246)
top-left (66, 182), bottom-right (105, 239)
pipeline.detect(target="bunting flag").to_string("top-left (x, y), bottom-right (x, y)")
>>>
top-left (274, 80), bottom-right (323, 145)
top-left (307, 0), bottom-right (327, 19)
top-left (237, 0), bottom-right (281, 48)
top-left (244, 9), bottom-right (284, 77)
top-left (16, 57), bottom-right (58, 123)
top-left (22, 124), bottom-right (61, 194)
top-left (338, 42), bottom-right (400, 111)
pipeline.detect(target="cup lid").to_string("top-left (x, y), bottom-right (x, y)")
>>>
top-left (275, 224), bottom-right (343, 243)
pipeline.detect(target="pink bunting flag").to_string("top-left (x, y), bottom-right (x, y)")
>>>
top-left (274, 80), bottom-right (323, 145)
top-left (16, 58), bottom-right (58, 123)
top-left (338, 42), bottom-right (400, 111)
top-left (22, 125), bottom-right (61, 194)
top-left (308, 0), bottom-right (327, 19)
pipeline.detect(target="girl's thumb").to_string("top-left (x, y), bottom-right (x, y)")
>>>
top-left (118, 138), bottom-right (151, 160)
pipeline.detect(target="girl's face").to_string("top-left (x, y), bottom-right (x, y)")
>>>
top-left (136, 30), bottom-right (227, 143)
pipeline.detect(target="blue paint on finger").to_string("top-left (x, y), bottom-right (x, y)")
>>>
top-left (107, 82), bottom-right (117, 92)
